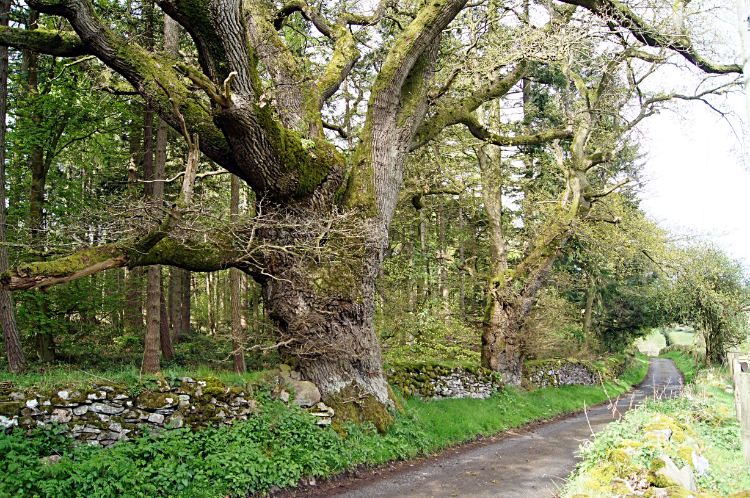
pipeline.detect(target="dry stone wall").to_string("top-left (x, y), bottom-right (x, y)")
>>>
top-left (523, 357), bottom-right (627, 388)
top-left (387, 364), bottom-right (503, 399)
top-left (0, 367), bottom-right (337, 448)
top-left (0, 377), bottom-right (259, 446)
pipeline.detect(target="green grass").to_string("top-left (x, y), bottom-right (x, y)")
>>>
top-left (0, 354), bottom-right (650, 497)
top-left (0, 364), bottom-right (268, 393)
top-left (658, 350), bottom-right (701, 384)
top-left (667, 330), bottom-right (695, 346)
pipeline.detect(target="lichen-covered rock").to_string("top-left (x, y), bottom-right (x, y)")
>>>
top-left (648, 456), bottom-right (696, 491)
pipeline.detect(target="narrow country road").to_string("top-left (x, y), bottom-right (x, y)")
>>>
top-left (280, 358), bottom-right (683, 498)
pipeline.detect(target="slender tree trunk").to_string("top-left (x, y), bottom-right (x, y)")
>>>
top-left (458, 198), bottom-right (465, 316)
top-left (159, 274), bottom-right (174, 361)
top-left (125, 112), bottom-right (144, 332)
top-left (179, 269), bottom-right (191, 338)
top-left (230, 174), bottom-right (246, 372)
top-left (142, 264), bottom-right (161, 373)
top-left (582, 277), bottom-right (595, 343)
top-left (23, 10), bottom-right (55, 362)
top-left (0, 0), bottom-right (24, 372)
top-left (169, 266), bottom-right (183, 340)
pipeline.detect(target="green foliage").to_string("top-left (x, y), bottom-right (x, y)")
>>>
top-left (655, 244), bottom-right (750, 365)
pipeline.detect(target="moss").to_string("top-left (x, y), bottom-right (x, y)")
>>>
top-left (136, 392), bottom-right (177, 410)
top-left (607, 448), bottom-right (631, 466)
top-left (0, 402), bottom-right (20, 416)
top-left (326, 385), bottom-right (394, 434)
top-left (648, 458), bottom-right (677, 488)
top-left (387, 385), bottom-right (405, 415)
top-left (199, 377), bottom-right (226, 398)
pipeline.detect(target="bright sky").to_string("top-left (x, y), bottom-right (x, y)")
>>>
top-left (638, 94), bottom-right (750, 265)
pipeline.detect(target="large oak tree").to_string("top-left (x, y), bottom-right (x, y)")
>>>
top-left (0, 0), bottom-right (740, 424)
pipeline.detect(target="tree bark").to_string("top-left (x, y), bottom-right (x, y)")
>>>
top-left (179, 269), bottom-right (191, 339)
top-left (159, 273), bottom-right (174, 361)
top-left (230, 174), bottom-right (246, 372)
top-left (169, 266), bottom-right (183, 340)
top-left (0, 0), bottom-right (24, 372)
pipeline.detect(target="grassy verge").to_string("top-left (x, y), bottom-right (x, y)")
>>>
top-left (563, 352), bottom-right (749, 498)
top-left (0, 354), bottom-right (649, 498)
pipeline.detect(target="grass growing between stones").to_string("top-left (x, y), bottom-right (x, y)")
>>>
top-left (562, 353), bottom-right (749, 498)
top-left (0, 354), bottom-right (649, 498)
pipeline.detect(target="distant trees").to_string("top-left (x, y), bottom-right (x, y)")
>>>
top-left (656, 245), bottom-right (750, 365)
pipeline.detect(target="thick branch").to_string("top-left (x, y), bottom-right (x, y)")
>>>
top-left (559, 0), bottom-right (741, 74)
top-left (0, 26), bottom-right (89, 56)
top-left (412, 60), bottom-right (529, 149)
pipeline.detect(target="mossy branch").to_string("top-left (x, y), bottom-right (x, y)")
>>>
top-left (0, 26), bottom-right (89, 56)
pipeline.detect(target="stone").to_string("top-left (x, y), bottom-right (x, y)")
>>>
top-left (611, 478), bottom-right (635, 495)
top-left (82, 426), bottom-right (101, 434)
top-left (680, 465), bottom-right (696, 492)
top-left (290, 380), bottom-right (321, 408)
top-left (166, 413), bottom-right (184, 428)
top-left (49, 409), bottom-right (72, 423)
top-left (87, 391), bottom-right (106, 401)
top-left (148, 413), bottom-right (165, 424)
top-left (40, 455), bottom-right (62, 466)
top-left (279, 390), bottom-right (290, 403)
top-left (90, 402), bottom-right (124, 415)
top-left (98, 386), bottom-right (115, 392)
top-left (108, 422), bottom-right (122, 432)
top-left (72, 405), bottom-right (89, 416)
top-left (97, 413), bottom-right (111, 422)
top-left (56, 390), bottom-right (70, 400)
top-left (315, 418), bottom-right (332, 426)
top-left (25, 399), bottom-right (38, 409)
top-left (691, 451), bottom-right (709, 477)
top-left (178, 395), bottom-right (190, 405)
top-left (646, 428), bottom-right (673, 441)
top-left (649, 455), bottom-right (696, 491)
top-left (0, 415), bottom-right (17, 429)
top-left (181, 377), bottom-right (195, 384)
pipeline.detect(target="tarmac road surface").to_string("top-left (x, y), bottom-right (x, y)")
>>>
top-left (280, 358), bottom-right (683, 498)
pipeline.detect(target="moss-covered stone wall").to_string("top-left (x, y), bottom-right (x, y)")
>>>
top-left (523, 357), bottom-right (627, 389)
top-left (0, 377), bottom-right (258, 447)
top-left (387, 363), bottom-right (504, 399)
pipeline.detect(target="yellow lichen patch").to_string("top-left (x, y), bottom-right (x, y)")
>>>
top-left (676, 445), bottom-right (699, 465)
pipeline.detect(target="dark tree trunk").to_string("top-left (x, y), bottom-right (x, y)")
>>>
top-left (179, 269), bottom-right (191, 339)
top-left (169, 266), bottom-right (183, 339)
top-left (159, 274), bottom-right (174, 361)
top-left (142, 265), bottom-right (161, 373)
top-left (0, 0), bottom-right (23, 371)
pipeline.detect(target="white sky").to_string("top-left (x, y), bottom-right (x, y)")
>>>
top-left (638, 93), bottom-right (750, 264)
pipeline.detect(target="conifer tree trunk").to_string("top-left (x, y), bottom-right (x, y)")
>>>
top-left (0, 0), bottom-right (23, 372)
top-left (230, 174), bottom-right (246, 372)
top-left (179, 270), bottom-right (191, 339)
